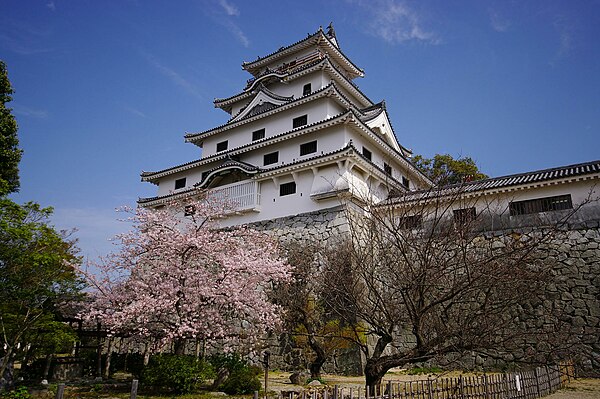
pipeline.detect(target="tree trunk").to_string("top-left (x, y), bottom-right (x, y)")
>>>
top-left (174, 338), bottom-right (186, 355)
top-left (103, 338), bottom-right (113, 379)
top-left (307, 335), bottom-right (327, 380)
top-left (43, 353), bottom-right (53, 381)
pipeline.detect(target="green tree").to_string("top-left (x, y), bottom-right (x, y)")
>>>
top-left (0, 197), bottom-right (83, 386)
top-left (412, 154), bottom-right (488, 186)
top-left (0, 61), bottom-right (22, 196)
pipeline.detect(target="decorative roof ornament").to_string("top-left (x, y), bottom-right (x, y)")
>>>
top-left (326, 22), bottom-right (336, 39)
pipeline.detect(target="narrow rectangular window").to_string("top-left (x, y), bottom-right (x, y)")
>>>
top-left (303, 83), bottom-right (312, 96)
top-left (397, 215), bottom-right (422, 229)
top-left (509, 194), bottom-right (573, 216)
top-left (362, 147), bottom-right (372, 161)
top-left (300, 140), bottom-right (317, 156)
top-left (252, 128), bottom-right (265, 141)
top-left (263, 151), bottom-right (279, 166)
top-left (402, 176), bottom-right (410, 189)
top-left (280, 182), bottom-right (296, 196)
top-left (384, 163), bottom-right (392, 176)
top-left (453, 207), bottom-right (477, 225)
top-left (216, 140), bottom-right (228, 152)
top-left (175, 177), bottom-right (186, 190)
top-left (293, 115), bottom-right (308, 128)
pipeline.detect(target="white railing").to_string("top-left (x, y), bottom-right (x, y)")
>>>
top-left (207, 180), bottom-right (260, 212)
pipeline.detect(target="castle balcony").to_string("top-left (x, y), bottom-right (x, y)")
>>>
top-left (207, 180), bottom-right (260, 214)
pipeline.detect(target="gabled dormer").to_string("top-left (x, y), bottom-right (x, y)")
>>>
top-left (359, 102), bottom-right (411, 158)
top-left (230, 85), bottom-right (293, 122)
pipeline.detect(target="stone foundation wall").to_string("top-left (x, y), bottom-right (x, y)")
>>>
top-left (247, 206), bottom-right (600, 376)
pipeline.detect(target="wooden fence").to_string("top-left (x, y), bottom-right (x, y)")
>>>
top-left (53, 362), bottom-right (574, 399)
top-left (273, 363), bottom-right (574, 399)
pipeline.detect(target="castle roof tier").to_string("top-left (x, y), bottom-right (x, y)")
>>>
top-left (241, 26), bottom-right (363, 80)
top-left (139, 26), bottom-right (432, 226)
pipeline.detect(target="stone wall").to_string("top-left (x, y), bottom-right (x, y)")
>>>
top-left (246, 205), bottom-right (600, 376)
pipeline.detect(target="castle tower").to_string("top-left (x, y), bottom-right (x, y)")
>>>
top-left (139, 26), bottom-right (432, 228)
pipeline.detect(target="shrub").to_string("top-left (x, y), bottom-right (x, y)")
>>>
top-left (141, 354), bottom-right (214, 394)
top-left (220, 367), bottom-right (261, 395)
top-left (208, 353), bottom-right (247, 373)
top-left (1, 386), bottom-right (32, 399)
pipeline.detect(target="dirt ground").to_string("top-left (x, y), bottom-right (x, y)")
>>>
top-left (544, 378), bottom-right (600, 399)
top-left (268, 372), bottom-right (600, 398)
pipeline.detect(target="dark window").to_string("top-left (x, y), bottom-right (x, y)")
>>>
top-left (184, 205), bottom-right (195, 216)
top-left (201, 171), bottom-right (210, 181)
top-left (509, 194), bottom-right (573, 216)
top-left (303, 83), bottom-right (312, 96)
top-left (175, 178), bottom-right (186, 190)
top-left (397, 215), bottom-right (422, 229)
top-left (216, 140), bottom-right (228, 152)
top-left (453, 207), bottom-right (477, 225)
top-left (384, 163), bottom-right (392, 176)
top-left (293, 115), bottom-right (308, 128)
top-left (263, 151), bottom-right (279, 165)
top-left (402, 176), bottom-right (410, 188)
top-left (300, 140), bottom-right (317, 156)
top-left (252, 128), bottom-right (265, 141)
top-left (280, 182), bottom-right (296, 196)
top-left (362, 147), bottom-right (372, 161)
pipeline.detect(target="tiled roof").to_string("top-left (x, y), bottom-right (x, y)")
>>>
top-left (384, 159), bottom-right (600, 205)
top-left (242, 28), bottom-right (363, 78)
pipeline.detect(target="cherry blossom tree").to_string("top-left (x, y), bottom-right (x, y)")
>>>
top-left (78, 197), bottom-right (290, 354)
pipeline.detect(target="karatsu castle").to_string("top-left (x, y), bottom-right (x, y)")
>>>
top-left (139, 25), bottom-right (599, 231)
top-left (138, 25), bottom-right (600, 373)
top-left (139, 25), bottom-right (434, 225)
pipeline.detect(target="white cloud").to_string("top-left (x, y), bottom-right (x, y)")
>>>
top-left (489, 9), bottom-right (510, 32)
top-left (140, 50), bottom-right (204, 99)
top-left (222, 20), bottom-right (249, 47)
top-left (12, 104), bottom-right (49, 118)
top-left (218, 0), bottom-right (239, 16)
top-left (351, 0), bottom-right (439, 45)
top-left (46, 2), bottom-right (56, 11)
top-left (120, 104), bottom-right (147, 118)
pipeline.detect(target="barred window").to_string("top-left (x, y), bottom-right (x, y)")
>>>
top-left (397, 215), bottom-right (422, 229)
top-left (509, 194), bottom-right (573, 216)
top-left (453, 207), bottom-right (476, 225)
top-left (293, 115), bottom-right (308, 128)
top-left (252, 128), bottom-right (265, 141)
top-left (303, 83), bottom-right (312, 96)
top-left (175, 178), bottom-right (186, 190)
top-left (362, 147), bottom-right (372, 161)
top-left (280, 182), bottom-right (296, 196)
top-left (263, 151), bottom-right (279, 165)
top-left (216, 140), bottom-right (228, 152)
top-left (402, 176), bottom-right (410, 189)
top-left (384, 163), bottom-right (392, 176)
top-left (300, 140), bottom-right (317, 156)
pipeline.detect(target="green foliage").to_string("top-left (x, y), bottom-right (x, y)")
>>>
top-left (0, 199), bottom-right (83, 378)
top-left (412, 154), bottom-right (488, 186)
top-left (0, 60), bottom-right (22, 195)
top-left (208, 353), bottom-right (247, 373)
top-left (141, 354), bottom-right (214, 394)
top-left (220, 367), bottom-right (261, 395)
top-left (110, 353), bottom-right (145, 377)
top-left (0, 386), bottom-right (32, 399)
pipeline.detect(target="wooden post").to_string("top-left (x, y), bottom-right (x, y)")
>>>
top-left (459, 376), bottom-right (465, 399)
top-left (254, 391), bottom-right (259, 399)
top-left (427, 378), bottom-right (433, 399)
top-left (334, 385), bottom-right (339, 399)
top-left (534, 368), bottom-right (541, 398)
top-left (263, 351), bottom-right (270, 399)
top-left (130, 379), bottom-right (138, 399)
top-left (55, 383), bottom-right (65, 399)
top-left (388, 380), bottom-right (393, 399)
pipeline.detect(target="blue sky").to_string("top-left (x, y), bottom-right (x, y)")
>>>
top-left (2, 0), bottom-right (599, 260)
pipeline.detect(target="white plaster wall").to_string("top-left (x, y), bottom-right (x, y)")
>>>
top-left (202, 98), bottom-right (345, 158)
